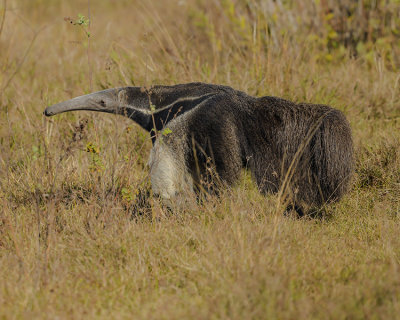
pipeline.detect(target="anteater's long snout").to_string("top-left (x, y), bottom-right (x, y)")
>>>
top-left (43, 89), bottom-right (120, 117)
top-left (44, 99), bottom-right (79, 116)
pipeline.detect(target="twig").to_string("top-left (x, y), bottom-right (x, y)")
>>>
top-left (87, 0), bottom-right (93, 91)
top-left (0, 0), bottom-right (6, 40)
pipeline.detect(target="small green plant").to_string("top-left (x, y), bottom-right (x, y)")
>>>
top-left (121, 186), bottom-right (134, 203)
top-left (162, 128), bottom-right (172, 136)
top-left (85, 142), bottom-right (104, 172)
top-left (64, 12), bottom-right (93, 90)
top-left (64, 14), bottom-right (91, 38)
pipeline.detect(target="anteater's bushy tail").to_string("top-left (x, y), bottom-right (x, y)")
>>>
top-left (309, 109), bottom-right (354, 206)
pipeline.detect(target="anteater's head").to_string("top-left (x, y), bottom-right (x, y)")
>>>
top-left (44, 88), bottom-right (152, 130)
top-left (44, 88), bottom-right (125, 117)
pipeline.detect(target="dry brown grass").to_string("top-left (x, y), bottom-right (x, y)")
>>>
top-left (0, 0), bottom-right (400, 319)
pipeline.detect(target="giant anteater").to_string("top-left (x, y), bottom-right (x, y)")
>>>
top-left (44, 82), bottom-right (354, 211)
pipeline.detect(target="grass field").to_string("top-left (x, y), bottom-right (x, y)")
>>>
top-left (1, 0), bottom-right (400, 319)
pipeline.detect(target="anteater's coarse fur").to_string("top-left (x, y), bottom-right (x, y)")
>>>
top-left (44, 82), bottom-right (354, 212)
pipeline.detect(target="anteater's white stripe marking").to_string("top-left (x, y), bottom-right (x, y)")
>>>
top-left (128, 93), bottom-right (216, 115)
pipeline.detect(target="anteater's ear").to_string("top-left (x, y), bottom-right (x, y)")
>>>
top-left (117, 89), bottom-right (128, 104)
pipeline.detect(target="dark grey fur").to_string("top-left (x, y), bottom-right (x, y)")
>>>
top-left (44, 82), bottom-right (354, 209)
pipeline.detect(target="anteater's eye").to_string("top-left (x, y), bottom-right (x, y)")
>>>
top-left (100, 100), bottom-right (105, 105)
